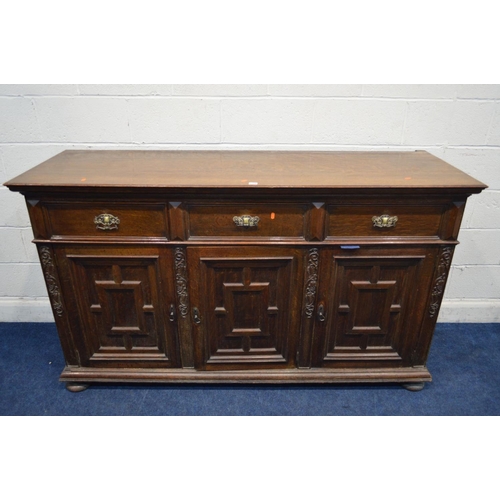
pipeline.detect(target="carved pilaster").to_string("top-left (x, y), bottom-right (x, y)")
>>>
top-left (429, 246), bottom-right (454, 318)
top-left (174, 247), bottom-right (189, 317)
top-left (39, 246), bottom-right (64, 317)
top-left (304, 248), bottom-right (319, 318)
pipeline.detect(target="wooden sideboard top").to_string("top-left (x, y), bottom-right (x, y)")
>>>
top-left (4, 149), bottom-right (487, 192)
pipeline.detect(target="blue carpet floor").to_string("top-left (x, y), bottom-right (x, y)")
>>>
top-left (0, 322), bottom-right (499, 415)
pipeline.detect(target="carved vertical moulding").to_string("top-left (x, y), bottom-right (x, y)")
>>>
top-left (174, 247), bottom-right (189, 318)
top-left (39, 246), bottom-right (64, 317)
top-left (304, 248), bottom-right (319, 318)
top-left (429, 246), bottom-right (454, 318)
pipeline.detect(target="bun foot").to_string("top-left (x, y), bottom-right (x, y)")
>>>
top-left (402, 382), bottom-right (425, 392)
top-left (66, 382), bottom-right (90, 392)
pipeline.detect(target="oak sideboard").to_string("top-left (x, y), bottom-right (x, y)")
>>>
top-left (4, 150), bottom-right (486, 391)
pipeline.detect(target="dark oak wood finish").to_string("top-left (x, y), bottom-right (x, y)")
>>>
top-left (185, 201), bottom-right (309, 240)
top-left (45, 201), bottom-right (169, 239)
top-left (4, 150), bottom-right (486, 391)
top-left (188, 246), bottom-right (303, 370)
top-left (326, 201), bottom-right (445, 238)
top-left (5, 150), bottom-right (486, 190)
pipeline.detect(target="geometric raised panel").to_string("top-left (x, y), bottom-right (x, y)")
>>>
top-left (323, 254), bottom-right (426, 363)
top-left (193, 251), bottom-right (299, 367)
top-left (93, 270), bottom-right (151, 340)
top-left (344, 279), bottom-right (399, 337)
top-left (67, 254), bottom-right (173, 363)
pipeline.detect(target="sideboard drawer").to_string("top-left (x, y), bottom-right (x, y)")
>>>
top-left (326, 203), bottom-right (445, 238)
top-left (186, 202), bottom-right (308, 240)
top-left (45, 202), bottom-right (169, 239)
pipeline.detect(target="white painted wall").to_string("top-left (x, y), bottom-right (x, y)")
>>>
top-left (0, 84), bottom-right (499, 322)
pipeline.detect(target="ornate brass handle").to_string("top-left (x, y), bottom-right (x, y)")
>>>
top-left (94, 213), bottom-right (120, 231)
top-left (372, 214), bottom-right (398, 228)
top-left (233, 215), bottom-right (260, 227)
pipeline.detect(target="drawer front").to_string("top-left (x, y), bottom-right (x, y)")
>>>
top-left (45, 202), bottom-right (169, 239)
top-left (326, 204), bottom-right (445, 238)
top-left (186, 202), bottom-right (308, 240)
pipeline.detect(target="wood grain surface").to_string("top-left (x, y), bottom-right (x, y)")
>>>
top-left (4, 150), bottom-right (487, 190)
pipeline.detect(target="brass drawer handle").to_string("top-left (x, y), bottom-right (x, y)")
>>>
top-left (94, 213), bottom-right (120, 230)
top-left (372, 214), bottom-right (398, 228)
top-left (233, 215), bottom-right (260, 227)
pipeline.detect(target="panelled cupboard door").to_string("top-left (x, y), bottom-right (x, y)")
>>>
top-left (187, 246), bottom-right (304, 370)
top-left (312, 246), bottom-right (438, 369)
top-left (55, 245), bottom-right (180, 369)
